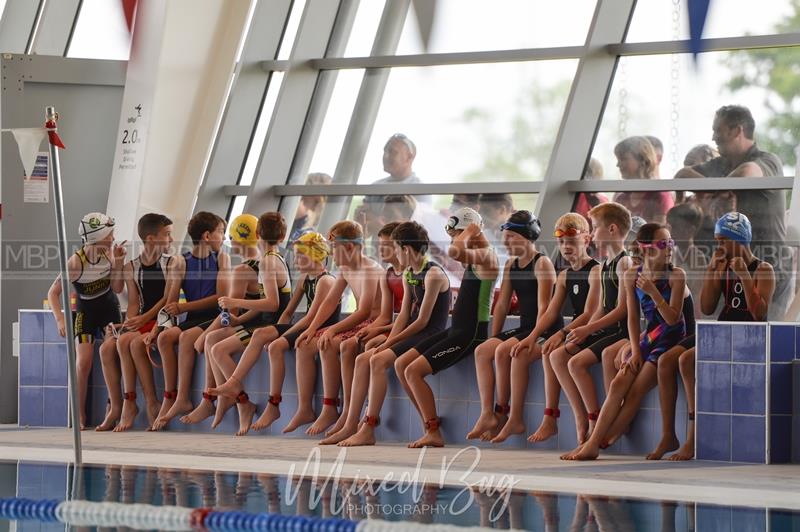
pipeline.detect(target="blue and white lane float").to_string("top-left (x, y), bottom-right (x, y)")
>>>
top-left (0, 497), bottom-right (517, 531)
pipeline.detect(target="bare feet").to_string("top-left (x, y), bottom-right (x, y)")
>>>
top-left (282, 409), bottom-right (316, 434)
top-left (528, 415), bottom-right (558, 443)
top-left (479, 413), bottom-right (507, 442)
top-left (114, 400), bottom-right (139, 432)
top-left (325, 410), bottom-right (349, 437)
top-left (490, 417), bottom-right (525, 444)
top-left (306, 406), bottom-right (339, 436)
top-left (668, 440), bottom-right (694, 461)
top-left (208, 376), bottom-right (243, 399)
top-left (560, 443), bottom-right (584, 460)
top-left (467, 412), bottom-right (501, 440)
top-left (235, 402), bottom-right (257, 436)
top-left (577, 416), bottom-right (590, 445)
top-left (149, 398), bottom-right (174, 431)
top-left (567, 442), bottom-right (600, 461)
top-left (211, 397), bottom-right (235, 429)
top-left (646, 435), bottom-right (680, 460)
top-left (334, 424), bottom-right (372, 447)
top-left (145, 400), bottom-right (162, 430)
top-left (251, 403), bottom-right (280, 431)
top-left (320, 422), bottom-right (359, 445)
top-left (96, 407), bottom-right (121, 432)
top-left (180, 399), bottom-right (215, 425)
top-left (153, 398), bottom-right (194, 431)
top-left (408, 429), bottom-right (444, 448)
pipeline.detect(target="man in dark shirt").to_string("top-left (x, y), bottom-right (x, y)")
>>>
top-left (674, 105), bottom-right (790, 319)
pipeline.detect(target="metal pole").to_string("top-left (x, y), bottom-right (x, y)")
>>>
top-left (46, 105), bottom-right (82, 466)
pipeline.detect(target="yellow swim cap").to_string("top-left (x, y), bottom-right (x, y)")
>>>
top-left (293, 231), bottom-right (330, 264)
top-left (229, 214), bottom-right (259, 246)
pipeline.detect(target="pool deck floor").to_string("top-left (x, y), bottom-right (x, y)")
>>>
top-left (0, 426), bottom-right (797, 510)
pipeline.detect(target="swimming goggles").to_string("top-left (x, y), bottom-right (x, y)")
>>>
top-left (637, 239), bottom-right (674, 250)
top-left (553, 227), bottom-right (584, 238)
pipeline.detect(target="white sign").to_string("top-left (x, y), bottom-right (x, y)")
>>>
top-left (23, 152), bottom-right (49, 203)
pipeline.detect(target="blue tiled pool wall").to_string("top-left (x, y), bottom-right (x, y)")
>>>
top-left (18, 310), bottom-right (688, 453)
top-left (695, 322), bottom-right (798, 463)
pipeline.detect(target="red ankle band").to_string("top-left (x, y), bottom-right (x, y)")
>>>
top-left (202, 392), bottom-right (217, 403)
top-left (587, 411), bottom-right (599, 421)
top-left (424, 417), bottom-right (440, 432)
top-left (494, 403), bottom-right (511, 415)
top-left (268, 394), bottom-right (282, 406)
top-left (362, 415), bottom-right (380, 427)
top-left (236, 391), bottom-right (250, 404)
top-left (322, 397), bottom-right (340, 407)
top-left (544, 407), bottom-right (560, 419)
top-left (163, 390), bottom-right (177, 400)
top-left (123, 392), bottom-right (136, 401)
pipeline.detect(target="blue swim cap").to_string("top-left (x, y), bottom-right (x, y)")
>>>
top-left (714, 212), bottom-right (752, 245)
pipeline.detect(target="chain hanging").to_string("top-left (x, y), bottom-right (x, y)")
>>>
top-left (669, 0), bottom-right (682, 174)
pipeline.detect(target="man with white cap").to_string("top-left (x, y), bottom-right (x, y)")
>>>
top-left (47, 212), bottom-right (127, 430)
top-left (401, 207), bottom-right (499, 448)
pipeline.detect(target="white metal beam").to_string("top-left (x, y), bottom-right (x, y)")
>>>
top-left (536, 0), bottom-right (637, 228)
top-left (192, 0), bottom-right (293, 219)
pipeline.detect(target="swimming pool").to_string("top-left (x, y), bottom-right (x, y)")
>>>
top-left (2, 460), bottom-right (798, 531)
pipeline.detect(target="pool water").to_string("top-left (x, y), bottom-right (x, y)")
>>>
top-left (3, 460), bottom-right (799, 531)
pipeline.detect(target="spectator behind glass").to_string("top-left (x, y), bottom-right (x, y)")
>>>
top-left (645, 135), bottom-right (664, 178)
top-left (612, 136), bottom-right (674, 224)
top-left (380, 194), bottom-right (417, 225)
top-left (674, 105), bottom-right (789, 319)
top-left (667, 203), bottom-right (709, 317)
top-left (574, 157), bottom-right (609, 219)
top-left (289, 172), bottom-right (331, 242)
top-left (478, 193), bottom-right (515, 249)
top-left (676, 144), bottom-right (719, 204)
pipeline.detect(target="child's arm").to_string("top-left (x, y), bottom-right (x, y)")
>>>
top-left (382, 267), bottom-right (448, 348)
top-left (701, 248), bottom-right (727, 316)
top-left (281, 274), bottom-right (336, 337)
top-left (623, 269), bottom-right (643, 372)
top-left (730, 257), bottom-right (774, 321)
top-left (382, 277), bottom-right (413, 342)
top-left (515, 270), bottom-right (567, 358)
top-left (110, 241), bottom-right (128, 294)
top-left (569, 258), bottom-right (631, 344)
top-left (568, 264), bottom-right (602, 330)
top-left (448, 224), bottom-right (496, 268)
top-left (227, 263), bottom-right (256, 315)
top-left (277, 273), bottom-right (308, 325)
top-left (321, 269), bottom-right (380, 338)
top-left (295, 276), bottom-right (348, 346)
top-left (161, 254), bottom-right (186, 317)
top-left (373, 271), bottom-right (394, 328)
top-left (221, 254), bottom-right (282, 313)
top-left (637, 268), bottom-right (686, 326)
top-left (47, 254), bottom-right (82, 337)
top-left (534, 254), bottom-right (557, 330)
top-left (490, 261), bottom-right (514, 337)
top-left (122, 263), bottom-right (145, 329)
top-left (357, 270), bottom-right (397, 343)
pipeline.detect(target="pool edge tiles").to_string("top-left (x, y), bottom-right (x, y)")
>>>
top-left (1, 431), bottom-right (800, 512)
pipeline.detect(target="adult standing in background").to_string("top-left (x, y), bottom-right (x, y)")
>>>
top-left (674, 105), bottom-right (790, 319)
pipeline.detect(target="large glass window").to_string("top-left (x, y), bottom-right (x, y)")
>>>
top-left (345, 0), bottom-right (597, 57)
top-left (627, 0), bottom-right (798, 43)
top-left (591, 49), bottom-right (800, 181)
top-left (307, 69), bottom-right (366, 177)
top-left (355, 60), bottom-right (578, 184)
top-left (67, 0), bottom-right (132, 60)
